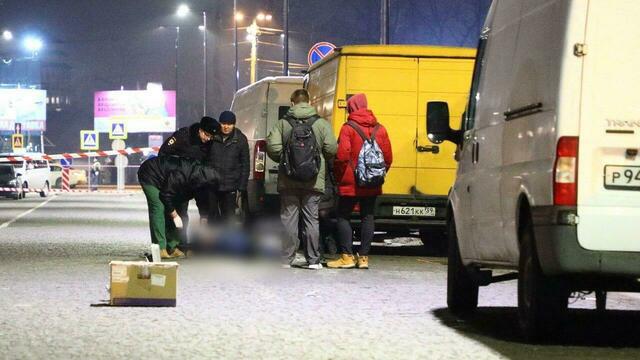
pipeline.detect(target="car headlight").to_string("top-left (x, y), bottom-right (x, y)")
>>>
top-left (8, 179), bottom-right (17, 186)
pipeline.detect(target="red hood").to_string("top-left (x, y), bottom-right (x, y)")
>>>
top-left (348, 108), bottom-right (378, 127)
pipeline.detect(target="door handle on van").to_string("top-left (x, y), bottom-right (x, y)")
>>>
top-left (472, 142), bottom-right (480, 164)
top-left (417, 145), bottom-right (439, 154)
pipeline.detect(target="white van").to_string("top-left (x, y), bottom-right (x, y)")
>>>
top-left (230, 76), bottom-right (304, 214)
top-left (1, 153), bottom-right (51, 197)
top-left (427, 0), bottom-right (640, 341)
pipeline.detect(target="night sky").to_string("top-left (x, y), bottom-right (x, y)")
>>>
top-left (0, 0), bottom-right (491, 152)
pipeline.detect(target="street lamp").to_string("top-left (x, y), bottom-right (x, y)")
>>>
top-left (177, 4), bottom-right (190, 18)
top-left (2, 30), bottom-right (12, 41)
top-left (24, 36), bottom-right (43, 57)
top-left (175, 4), bottom-right (208, 116)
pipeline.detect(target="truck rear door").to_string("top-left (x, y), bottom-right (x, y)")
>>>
top-left (577, 0), bottom-right (640, 252)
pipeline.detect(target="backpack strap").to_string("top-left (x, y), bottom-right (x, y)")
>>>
top-left (370, 124), bottom-right (380, 141)
top-left (346, 121), bottom-right (373, 142)
top-left (283, 115), bottom-right (320, 144)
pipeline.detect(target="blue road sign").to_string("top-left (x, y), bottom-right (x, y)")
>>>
top-left (307, 42), bottom-right (336, 66)
top-left (60, 159), bottom-right (73, 168)
top-left (80, 130), bottom-right (99, 150)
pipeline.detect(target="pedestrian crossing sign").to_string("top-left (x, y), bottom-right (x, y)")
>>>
top-left (109, 122), bottom-right (127, 140)
top-left (81, 130), bottom-right (99, 150)
top-left (11, 134), bottom-right (24, 151)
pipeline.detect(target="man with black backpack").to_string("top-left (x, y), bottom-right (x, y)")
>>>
top-left (266, 89), bottom-right (337, 269)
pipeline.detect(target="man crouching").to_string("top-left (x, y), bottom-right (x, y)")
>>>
top-left (138, 155), bottom-right (218, 259)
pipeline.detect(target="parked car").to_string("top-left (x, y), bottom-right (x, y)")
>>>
top-left (427, 0), bottom-right (640, 341)
top-left (0, 163), bottom-right (24, 199)
top-left (0, 153), bottom-right (51, 197)
top-left (49, 164), bottom-right (85, 188)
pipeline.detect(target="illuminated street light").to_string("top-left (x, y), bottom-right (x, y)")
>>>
top-left (235, 12), bottom-right (244, 22)
top-left (198, 25), bottom-right (205, 31)
top-left (265, 14), bottom-right (273, 21)
top-left (176, 4), bottom-right (190, 18)
top-left (256, 13), bottom-right (265, 21)
top-left (2, 30), bottom-right (12, 41)
top-left (24, 36), bottom-right (43, 55)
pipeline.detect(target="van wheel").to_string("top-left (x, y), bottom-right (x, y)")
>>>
top-left (40, 181), bottom-right (50, 198)
top-left (55, 178), bottom-right (62, 189)
top-left (447, 215), bottom-right (478, 317)
top-left (420, 227), bottom-right (448, 256)
top-left (22, 182), bottom-right (28, 198)
top-left (518, 219), bottom-right (568, 342)
top-left (595, 290), bottom-right (607, 312)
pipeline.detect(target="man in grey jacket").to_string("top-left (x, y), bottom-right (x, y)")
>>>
top-left (266, 89), bottom-right (337, 269)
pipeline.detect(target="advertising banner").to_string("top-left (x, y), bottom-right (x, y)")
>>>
top-left (0, 89), bottom-right (47, 132)
top-left (94, 90), bottom-right (176, 133)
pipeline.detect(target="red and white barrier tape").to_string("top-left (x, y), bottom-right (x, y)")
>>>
top-left (0, 146), bottom-right (160, 163)
top-left (0, 187), bottom-right (140, 194)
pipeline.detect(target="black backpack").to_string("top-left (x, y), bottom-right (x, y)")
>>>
top-left (279, 115), bottom-right (321, 181)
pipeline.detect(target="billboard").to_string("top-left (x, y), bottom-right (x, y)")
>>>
top-left (94, 90), bottom-right (176, 133)
top-left (0, 89), bottom-right (47, 132)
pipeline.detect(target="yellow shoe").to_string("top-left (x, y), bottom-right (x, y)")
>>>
top-left (170, 248), bottom-right (186, 259)
top-left (357, 255), bottom-right (369, 269)
top-left (160, 249), bottom-right (172, 259)
top-left (327, 254), bottom-right (356, 269)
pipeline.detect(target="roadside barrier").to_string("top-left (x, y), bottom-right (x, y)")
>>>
top-left (0, 186), bottom-right (139, 194)
top-left (0, 146), bottom-right (159, 163)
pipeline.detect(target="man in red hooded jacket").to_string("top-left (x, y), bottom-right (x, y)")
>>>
top-left (327, 93), bottom-right (393, 269)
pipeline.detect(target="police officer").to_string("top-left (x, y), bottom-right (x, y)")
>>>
top-left (160, 116), bottom-right (220, 161)
top-left (159, 116), bottom-right (220, 253)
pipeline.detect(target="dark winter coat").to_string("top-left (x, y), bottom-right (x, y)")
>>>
top-left (334, 100), bottom-right (393, 197)
top-left (207, 128), bottom-right (250, 192)
top-left (159, 123), bottom-right (210, 161)
top-left (137, 156), bottom-right (218, 214)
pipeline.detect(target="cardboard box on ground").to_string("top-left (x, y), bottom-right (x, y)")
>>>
top-left (109, 261), bottom-right (178, 307)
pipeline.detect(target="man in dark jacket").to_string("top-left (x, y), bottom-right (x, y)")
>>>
top-left (138, 156), bottom-right (218, 258)
top-left (207, 111), bottom-right (250, 223)
top-left (159, 116), bottom-right (220, 248)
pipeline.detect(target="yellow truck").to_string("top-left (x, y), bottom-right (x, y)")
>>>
top-left (306, 45), bottom-right (475, 248)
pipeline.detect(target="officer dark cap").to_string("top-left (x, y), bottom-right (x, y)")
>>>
top-left (200, 116), bottom-right (220, 135)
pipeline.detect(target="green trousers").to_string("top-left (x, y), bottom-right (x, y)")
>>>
top-left (141, 184), bottom-right (181, 250)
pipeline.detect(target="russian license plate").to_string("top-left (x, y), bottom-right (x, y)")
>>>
top-left (392, 206), bottom-right (436, 217)
top-left (604, 165), bottom-right (640, 190)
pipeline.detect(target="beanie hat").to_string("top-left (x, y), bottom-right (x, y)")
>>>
top-left (200, 116), bottom-right (220, 135)
top-left (219, 111), bottom-right (237, 125)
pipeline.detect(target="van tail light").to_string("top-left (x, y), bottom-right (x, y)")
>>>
top-left (253, 140), bottom-right (267, 181)
top-left (554, 136), bottom-right (579, 206)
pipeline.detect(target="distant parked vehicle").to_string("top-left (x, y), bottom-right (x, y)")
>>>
top-left (0, 153), bottom-right (51, 197)
top-left (49, 164), bottom-right (85, 189)
top-left (0, 164), bottom-right (24, 199)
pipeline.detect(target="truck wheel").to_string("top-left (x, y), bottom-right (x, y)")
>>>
top-left (518, 219), bottom-right (568, 342)
top-left (421, 227), bottom-right (448, 256)
top-left (447, 215), bottom-right (478, 317)
top-left (40, 181), bottom-right (50, 198)
top-left (595, 290), bottom-right (607, 312)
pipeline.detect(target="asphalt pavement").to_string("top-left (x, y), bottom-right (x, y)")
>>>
top-left (1, 193), bottom-right (640, 359)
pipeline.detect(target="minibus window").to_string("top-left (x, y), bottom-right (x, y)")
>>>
top-left (278, 106), bottom-right (290, 120)
top-left (465, 35), bottom-right (488, 132)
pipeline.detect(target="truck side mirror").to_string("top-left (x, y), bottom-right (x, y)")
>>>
top-left (427, 101), bottom-right (452, 144)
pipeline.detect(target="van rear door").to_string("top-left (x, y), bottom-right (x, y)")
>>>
top-left (577, 0), bottom-right (640, 252)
